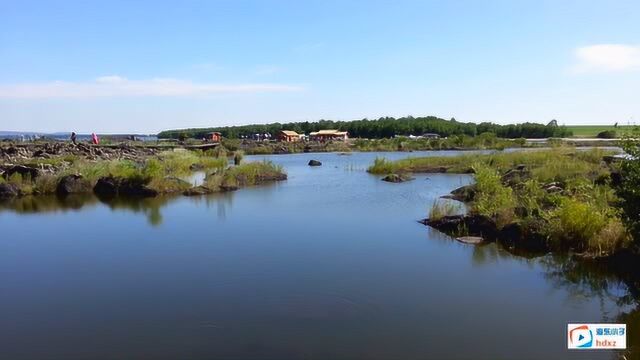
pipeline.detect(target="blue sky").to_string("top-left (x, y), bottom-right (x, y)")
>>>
top-left (1, 0), bottom-right (639, 133)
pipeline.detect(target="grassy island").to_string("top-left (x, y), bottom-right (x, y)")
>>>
top-left (0, 147), bottom-right (286, 199)
top-left (369, 144), bottom-right (640, 258)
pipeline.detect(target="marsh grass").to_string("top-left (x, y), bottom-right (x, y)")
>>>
top-left (222, 160), bottom-right (285, 187)
top-left (233, 151), bottom-right (244, 165)
top-left (368, 157), bottom-right (396, 174)
top-left (429, 200), bottom-right (462, 220)
top-left (472, 163), bottom-right (516, 228)
top-left (33, 174), bottom-right (59, 194)
top-left (368, 148), bottom-right (613, 181)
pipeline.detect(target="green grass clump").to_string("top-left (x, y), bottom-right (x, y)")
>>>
top-left (222, 161), bottom-right (285, 187)
top-left (233, 151), bottom-right (244, 165)
top-left (33, 174), bottom-right (59, 194)
top-left (368, 157), bottom-right (396, 174)
top-left (545, 198), bottom-right (630, 255)
top-left (472, 164), bottom-right (515, 228)
top-left (429, 200), bottom-right (462, 221)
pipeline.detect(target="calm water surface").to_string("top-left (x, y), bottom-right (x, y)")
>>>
top-left (0, 151), bottom-right (636, 360)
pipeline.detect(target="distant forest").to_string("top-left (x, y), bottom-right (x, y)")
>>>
top-left (157, 116), bottom-right (572, 139)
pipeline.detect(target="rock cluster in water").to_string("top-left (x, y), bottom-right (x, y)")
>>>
top-left (381, 173), bottom-right (414, 183)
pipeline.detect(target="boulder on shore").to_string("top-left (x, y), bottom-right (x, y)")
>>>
top-left (56, 174), bottom-right (92, 196)
top-left (501, 165), bottom-right (530, 186)
top-left (0, 183), bottom-right (21, 198)
top-left (1, 165), bottom-right (41, 180)
top-left (442, 184), bottom-right (476, 202)
top-left (308, 159), bottom-right (322, 166)
top-left (93, 176), bottom-right (158, 198)
top-left (381, 173), bottom-right (415, 183)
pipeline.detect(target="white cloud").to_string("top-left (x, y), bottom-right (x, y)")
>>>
top-left (0, 76), bottom-right (304, 99)
top-left (572, 44), bottom-right (640, 73)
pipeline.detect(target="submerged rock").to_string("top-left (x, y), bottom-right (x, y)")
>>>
top-left (308, 159), bottom-right (322, 166)
top-left (381, 173), bottom-right (415, 183)
top-left (0, 183), bottom-right (21, 198)
top-left (56, 174), bottom-right (92, 196)
top-left (93, 176), bottom-right (158, 198)
top-left (456, 236), bottom-right (484, 245)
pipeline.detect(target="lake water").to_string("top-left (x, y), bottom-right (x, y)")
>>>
top-left (0, 151), bottom-right (636, 360)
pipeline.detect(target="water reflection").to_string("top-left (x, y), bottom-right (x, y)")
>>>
top-left (540, 255), bottom-right (640, 359)
top-left (0, 191), bottom-right (236, 226)
top-left (468, 240), bottom-right (640, 359)
top-left (0, 194), bottom-right (99, 214)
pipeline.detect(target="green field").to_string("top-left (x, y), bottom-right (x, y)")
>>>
top-left (566, 125), bottom-right (635, 138)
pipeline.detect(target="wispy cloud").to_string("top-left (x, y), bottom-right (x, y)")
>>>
top-left (0, 76), bottom-right (304, 99)
top-left (571, 44), bottom-right (640, 73)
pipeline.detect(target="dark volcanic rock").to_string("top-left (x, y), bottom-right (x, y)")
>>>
top-left (93, 177), bottom-right (119, 197)
top-left (422, 214), bottom-right (499, 239)
top-left (501, 165), bottom-right (530, 186)
top-left (0, 183), bottom-right (21, 198)
top-left (256, 173), bottom-right (288, 182)
top-left (308, 159), bottom-right (322, 166)
top-left (93, 176), bottom-right (158, 198)
top-left (56, 174), bottom-right (92, 196)
top-left (381, 173), bottom-right (414, 183)
top-left (443, 184), bottom-right (476, 202)
top-left (422, 214), bottom-right (549, 254)
top-left (2, 165), bottom-right (41, 180)
top-left (183, 185), bottom-right (213, 196)
top-left (220, 184), bottom-right (239, 192)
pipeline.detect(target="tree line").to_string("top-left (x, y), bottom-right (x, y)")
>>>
top-left (157, 116), bottom-right (572, 139)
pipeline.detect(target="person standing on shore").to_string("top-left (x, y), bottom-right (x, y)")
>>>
top-left (91, 133), bottom-right (99, 145)
top-left (70, 132), bottom-right (77, 145)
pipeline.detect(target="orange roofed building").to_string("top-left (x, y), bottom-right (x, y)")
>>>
top-left (309, 129), bottom-right (348, 142)
top-left (277, 130), bottom-right (301, 142)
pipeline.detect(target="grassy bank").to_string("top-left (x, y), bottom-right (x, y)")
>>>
top-left (369, 148), bottom-right (613, 181)
top-left (372, 148), bottom-right (631, 257)
top-left (566, 125), bottom-right (635, 138)
top-left (218, 134), bottom-right (529, 155)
